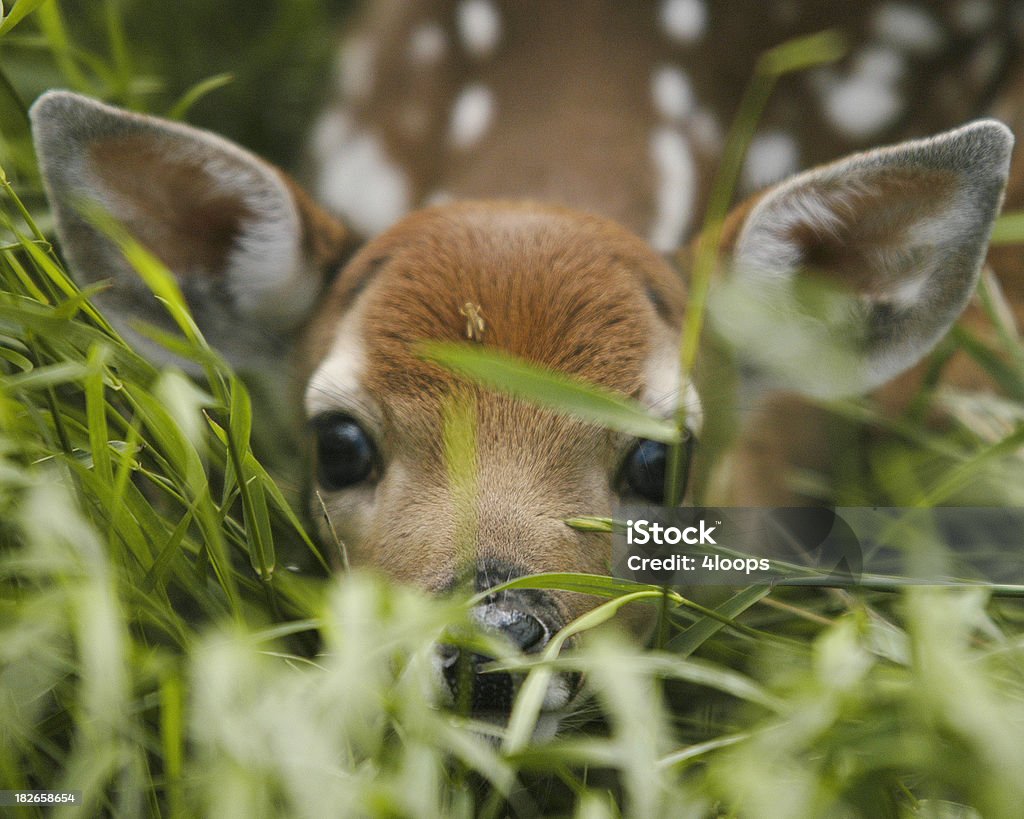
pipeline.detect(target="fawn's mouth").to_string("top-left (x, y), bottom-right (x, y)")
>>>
top-left (437, 642), bottom-right (583, 711)
top-left (434, 643), bottom-right (583, 740)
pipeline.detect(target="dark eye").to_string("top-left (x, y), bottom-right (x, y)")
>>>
top-left (312, 413), bottom-right (378, 490)
top-left (622, 433), bottom-right (695, 503)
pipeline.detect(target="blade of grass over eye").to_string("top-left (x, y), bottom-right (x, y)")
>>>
top-left (665, 29), bottom-right (846, 504)
top-left (419, 342), bottom-right (679, 443)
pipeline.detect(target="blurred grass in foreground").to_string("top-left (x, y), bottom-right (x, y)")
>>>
top-left (2, 3), bottom-right (1024, 817)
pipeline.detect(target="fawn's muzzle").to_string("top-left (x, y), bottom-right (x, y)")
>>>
top-left (441, 603), bottom-right (553, 714)
top-left (438, 568), bottom-right (579, 717)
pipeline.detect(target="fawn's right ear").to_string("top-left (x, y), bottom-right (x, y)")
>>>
top-left (30, 91), bottom-right (355, 368)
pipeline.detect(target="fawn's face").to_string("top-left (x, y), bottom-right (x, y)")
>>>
top-left (302, 202), bottom-right (689, 601)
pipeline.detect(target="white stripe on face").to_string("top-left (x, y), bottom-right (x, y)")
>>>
top-left (642, 336), bottom-right (703, 435)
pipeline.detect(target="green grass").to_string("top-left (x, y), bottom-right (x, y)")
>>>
top-left (3, 3), bottom-right (1024, 817)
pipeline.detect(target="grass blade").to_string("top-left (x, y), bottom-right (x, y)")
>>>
top-left (419, 342), bottom-right (679, 443)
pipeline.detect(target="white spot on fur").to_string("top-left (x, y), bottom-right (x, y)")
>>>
top-left (856, 45), bottom-right (906, 83)
top-left (316, 118), bottom-right (410, 236)
top-left (660, 0), bottom-right (707, 44)
top-left (449, 84), bottom-right (494, 148)
top-left (824, 79), bottom-right (902, 139)
top-left (742, 130), bottom-right (799, 192)
top-left (648, 127), bottom-right (697, 252)
top-left (310, 110), bottom-right (349, 164)
top-left (651, 65), bottom-right (694, 122)
top-left (409, 21), bottom-right (448, 65)
top-left (871, 3), bottom-right (944, 55)
top-left (425, 189), bottom-right (455, 206)
top-left (688, 107), bottom-right (722, 152)
top-left (954, 0), bottom-right (995, 33)
top-left (338, 36), bottom-right (376, 100)
top-left (457, 0), bottom-right (501, 58)
top-left (818, 47), bottom-right (906, 139)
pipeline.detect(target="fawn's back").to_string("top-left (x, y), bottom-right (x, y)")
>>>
top-left (312, 0), bottom-right (1024, 248)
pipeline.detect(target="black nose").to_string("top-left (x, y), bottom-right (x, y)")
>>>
top-left (476, 604), bottom-right (549, 652)
top-left (440, 603), bottom-right (553, 715)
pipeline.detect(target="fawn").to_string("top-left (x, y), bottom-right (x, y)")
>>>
top-left (30, 1), bottom-right (1021, 728)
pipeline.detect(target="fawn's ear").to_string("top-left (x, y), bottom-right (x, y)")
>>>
top-left (30, 91), bottom-right (353, 368)
top-left (711, 120), bottom-right (1013, 398)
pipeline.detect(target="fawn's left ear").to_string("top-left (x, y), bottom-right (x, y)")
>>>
top-left (712, 120), bottom-right (1014, 398)
top-left (30, 91), bottom-right (353, 368)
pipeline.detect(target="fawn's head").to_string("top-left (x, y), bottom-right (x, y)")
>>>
top-left (30, 91), bottom-right (1011, 724)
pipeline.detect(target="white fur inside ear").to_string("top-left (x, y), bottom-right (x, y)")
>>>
top-left (161, 144), bottom-right (311, 330)
top-left (209, 163), bottom-right (310, 330)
